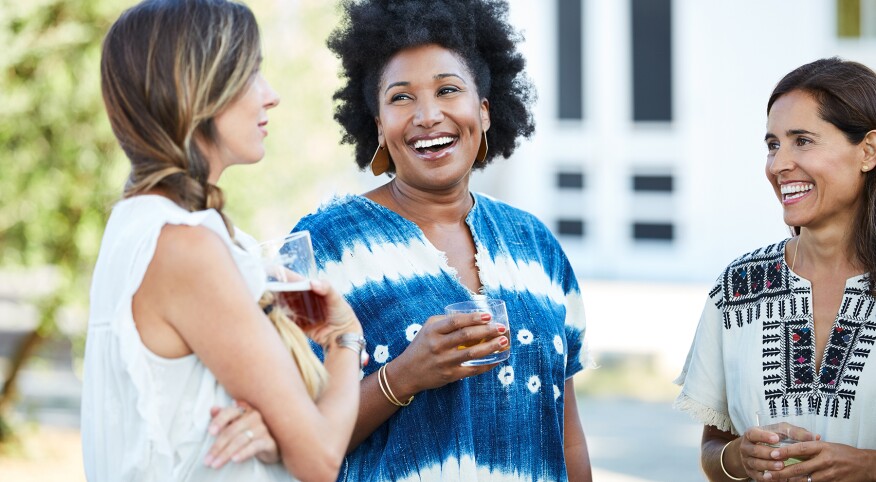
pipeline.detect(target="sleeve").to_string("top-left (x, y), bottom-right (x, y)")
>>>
top-left (673, 285), bottom-right (734, 433)
top-left (556, 242), bottom-right (591, 379)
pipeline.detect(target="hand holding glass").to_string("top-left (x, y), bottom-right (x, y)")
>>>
top-left (259, 231), bottom-right (326, 328)
top-left (444, 298), bottom-right (510, 366)
top-left (755, 408), bottom-right (819, 466)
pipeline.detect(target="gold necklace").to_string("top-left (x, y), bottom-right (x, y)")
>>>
top-left (791, 236), bottom-right (801, 271)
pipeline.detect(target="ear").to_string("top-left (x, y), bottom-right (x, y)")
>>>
top-left (480, 98), bottom-right (491, 132)
top-left (864, 130), bottom-right (876, 170)
top-left (375, 116), bottom-right (385, 147)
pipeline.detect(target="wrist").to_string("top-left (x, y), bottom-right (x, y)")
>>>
top-left (719, 439), bottom-right (747, 481)
top-left (328, 332), bottom-right (368, 370)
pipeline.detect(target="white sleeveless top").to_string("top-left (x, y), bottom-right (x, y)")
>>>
top-left (81, 195), bottom-right (294, 481)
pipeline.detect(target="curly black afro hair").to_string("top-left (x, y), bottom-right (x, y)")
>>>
top-left (328, 0), bottom-right (536, 172)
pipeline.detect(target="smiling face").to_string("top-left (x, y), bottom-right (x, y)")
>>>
top-left (375, 44), bottom-right (490, 191)
top-left (765, 89), bottom-right (873, 232)
top-left (204, 70), bottom-right (280, 183)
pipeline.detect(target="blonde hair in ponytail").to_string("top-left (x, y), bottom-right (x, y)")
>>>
top-left (101, 0), bottom-right (262, 237)
top-left (258, 292), bottom-right (329, 400)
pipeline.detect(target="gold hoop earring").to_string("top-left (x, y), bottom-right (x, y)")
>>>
top-left (475, 131), bottom-right (488, 163)
top-left (371, 145), bottom-right (390, 176)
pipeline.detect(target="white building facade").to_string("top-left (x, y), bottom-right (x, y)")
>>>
top-left (471, 0), bottom-right (876, 282)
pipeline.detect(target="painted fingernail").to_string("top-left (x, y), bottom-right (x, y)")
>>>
top-left (480, 313), bottom-right (491, 321)
top-left (496, 324), bottom-right (507, 334)
top-left (203, 455), bottom-right (214, 467)
top-left (498, 337), bottom-right (509, 346)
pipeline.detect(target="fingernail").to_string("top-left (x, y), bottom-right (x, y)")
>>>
top-left (211, 458), bottom-right (223, 469)
top-left (480, 313), bottom-right (491, 321)
top-left (208, 425), bottom-right (218, 436)
top-left (232, 455), bottom-right (241, 463)
top-left (763, 473), bottom-right (772, 480)
top-left (204, 455), bottom-right (214, 467)
top-left (773, 462), bottom-right (783, 470)
top-left (771, 449), bottom-right (780, 459)
top-left (498, 337), bottom-right (508, 347)
top-left (496, 324), bottom-right (507, 334)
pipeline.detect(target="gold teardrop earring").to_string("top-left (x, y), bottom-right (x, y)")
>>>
top-left (371, 145), bottom-right (390, 176)
top-left (475, 130), bottom-right (488, 163)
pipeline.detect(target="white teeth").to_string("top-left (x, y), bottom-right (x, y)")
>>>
top-left (413, 136), bottom-right (454, 150)
top-left (780, 183), bottom-right (814, 195)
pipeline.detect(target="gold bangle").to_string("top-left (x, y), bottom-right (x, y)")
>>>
top-left (720, 440), bottom-right (747, 481)
top-left (377, 365), bottom-right (413, 407)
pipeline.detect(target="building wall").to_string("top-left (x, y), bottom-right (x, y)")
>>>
top-left (472, 0), bottom-right (876, 282)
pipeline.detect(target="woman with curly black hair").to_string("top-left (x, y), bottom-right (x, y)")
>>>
top-left (291, 1), bottom-right (593, 480)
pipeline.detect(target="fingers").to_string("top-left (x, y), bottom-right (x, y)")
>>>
top-left (206, 402), bottom-right (274, 469)
top-left (436, 312), bottom-right (492, 334)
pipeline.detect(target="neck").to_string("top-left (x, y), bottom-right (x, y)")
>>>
top-left (384, 178), bottom-right (473, 226)
top-left (795, 225), bottom-right (861, 275)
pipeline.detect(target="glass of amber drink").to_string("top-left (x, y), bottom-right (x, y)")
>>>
top-left (445, 297), bottom-right (511, 366)
top-left (259, 231), bottom-right (326, 328)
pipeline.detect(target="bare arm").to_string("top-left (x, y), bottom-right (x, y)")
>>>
top-left (346, 313), bottom-right (507, 451)
top-left (563, 380), bottom-right (592, 482)
top-left (136, 225), bottom-right (360, 482)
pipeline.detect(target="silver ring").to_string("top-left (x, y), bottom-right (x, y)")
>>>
top-left (244, 429), bottom-right (254, 441)
top-left (807, 476), bottom-right (812, 482)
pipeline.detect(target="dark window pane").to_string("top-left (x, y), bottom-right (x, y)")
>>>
top-left (633, 222), bottom-right (674, 241)
top-left (557, 172), bottom-right (585, 189)
top-left (558, 219), bottom-right (585, 237)
top-left (558, 0), bottom-right (583, 119)
top-left (632, 174), bottom-right (673, 192)
top-left (631, 0), bottom-right (672, 121)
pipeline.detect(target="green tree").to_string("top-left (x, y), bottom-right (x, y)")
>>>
top-left (0, 0), bottom-right (125, 440)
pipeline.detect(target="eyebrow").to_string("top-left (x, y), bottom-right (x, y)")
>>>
top-left (763, 129), bottom-right (819, 141)
top-left (383, 73), bottom-right (468, 94)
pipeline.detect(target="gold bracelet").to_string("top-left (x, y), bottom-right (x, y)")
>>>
top-left (720, 440), bottom-right (747, 481)
top-left (377, 365), bottom-right (413, 407)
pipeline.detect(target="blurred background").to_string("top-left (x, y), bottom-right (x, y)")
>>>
top-left (3, 0), bottom-right (876, 480)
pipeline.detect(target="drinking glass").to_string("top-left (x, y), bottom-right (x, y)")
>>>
top-left (755, 407), bottom-right (819, 466)
top-left (445, 297), bottom-right (511, 366)
top-left (259, 231), bottom-right (326, 328)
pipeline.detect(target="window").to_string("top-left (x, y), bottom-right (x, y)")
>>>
top-left (558, 219), bottom-right (586, 237)
top-left (557, 0), bottom-right (583, 120)
top-left (557, 171), bottom-right (585, 189)
top-left (837, 0), bottom-right (876, 38)
top-left (631, 0), bottom-right (672, 122)
top-left (632, 222), bottom-right (673, 241)
top-left (632, 174), bottom-right (673, 192)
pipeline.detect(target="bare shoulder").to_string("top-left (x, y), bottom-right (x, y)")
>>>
top-left (152, 224), bottom-right (234, 274)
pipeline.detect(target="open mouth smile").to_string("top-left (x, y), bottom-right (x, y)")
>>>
top-left (780, 182), bottom-right (813, 203)
top-left (409, 135), bottom-right (458, 156)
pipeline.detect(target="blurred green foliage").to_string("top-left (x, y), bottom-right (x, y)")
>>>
top-left (0, 0), bottom-right (126, 323)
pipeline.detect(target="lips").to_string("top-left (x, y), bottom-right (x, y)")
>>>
top-left (780, 182), bottom-right (813, 204)
top-left (407, 133), bottom-right (458, 157)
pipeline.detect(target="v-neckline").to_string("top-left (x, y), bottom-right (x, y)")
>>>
top-left (354, 194), bottom-right (485, 297)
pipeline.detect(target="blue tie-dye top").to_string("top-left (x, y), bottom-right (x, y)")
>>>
top-left (293, 193), bottom-right (590, 482)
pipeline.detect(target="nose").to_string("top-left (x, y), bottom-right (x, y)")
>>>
top-left (413, 97), bottom-right (443, 128)
top-left (262, 77), bottom-right (280, 109)
top-left (768, 145), bottom-right (794, 176)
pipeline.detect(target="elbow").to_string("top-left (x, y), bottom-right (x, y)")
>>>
top-left (283, 445), bottom-right (345, 482)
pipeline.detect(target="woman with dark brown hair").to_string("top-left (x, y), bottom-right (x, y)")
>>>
top-left (676, 57), bottom-right (876, 482)
top-left (81, 1), bottom-right (364, 480)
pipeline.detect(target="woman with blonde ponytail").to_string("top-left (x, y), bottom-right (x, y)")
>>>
top-left (81, 1), bottom-right (363, 481)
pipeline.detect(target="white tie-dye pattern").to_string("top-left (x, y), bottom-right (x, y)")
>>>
top-left (394, 455), bottom-right (551, 482)
top-left (553, 384), bottom-right (560, 400)
top-left (527, 375), bottom-right (541, 393)
top-left (475, 250), bottom-right (567, 304)
top-left (516, 329), bottom-right (533, 345)
top-left (405, 324), bottom-right (422, 341)
top-left (373, 345), bottom-right (390, 364)
top-left (553, 335), bottom-right (564, 355)
top-left (320, 239), bottom-right (446, 295)
top-left (498, 366), bottom-right (514, 386)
